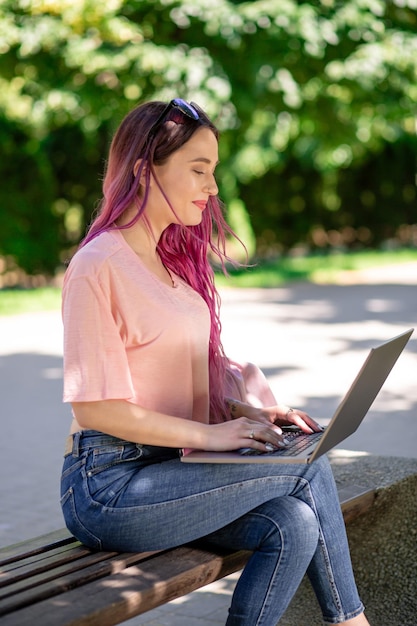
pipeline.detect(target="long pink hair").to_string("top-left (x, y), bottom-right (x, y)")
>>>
top-left (80, 101), bottom-right (241, 423)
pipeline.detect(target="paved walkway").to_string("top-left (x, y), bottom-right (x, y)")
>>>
top-left (1, 275), bottom-right (416, 625)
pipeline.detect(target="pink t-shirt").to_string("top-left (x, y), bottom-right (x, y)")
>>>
top-left (62, 229), bottom-right (211, 424)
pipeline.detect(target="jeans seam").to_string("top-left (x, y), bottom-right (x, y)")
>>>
top-left (296, 477), bottom-right (344, 616)
top-left (323, 602), bottom-right (365, 624)
top-left (98, 475), bottom-right (301, 513)
top-left (249, 511), bottom-right (284, 626)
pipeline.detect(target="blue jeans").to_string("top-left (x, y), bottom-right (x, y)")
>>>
top-left (60, 430), bottom-right (364, 625)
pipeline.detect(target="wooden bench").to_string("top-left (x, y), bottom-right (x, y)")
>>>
top-left (0, 484), bottom-right (376, 626)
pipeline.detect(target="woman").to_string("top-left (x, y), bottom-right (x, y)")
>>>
top-left (61, 99), bottom-right (370, 625)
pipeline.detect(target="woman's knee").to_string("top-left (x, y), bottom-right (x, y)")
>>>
top-left (255, 496), bottom-right (319, 555)
top-left (282, 497), bottom-right (319, 550)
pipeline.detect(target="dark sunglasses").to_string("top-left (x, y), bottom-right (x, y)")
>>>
top-left (148, 98), bottom-right (200, 138)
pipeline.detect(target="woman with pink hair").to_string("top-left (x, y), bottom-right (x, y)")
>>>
top-left (61, 99), bottom-right (370, 625)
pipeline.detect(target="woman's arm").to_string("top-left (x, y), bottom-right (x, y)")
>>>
top-left (72, 399), bottom-right (287, 453)
top-left (72, 399), bottom-right (209, 449)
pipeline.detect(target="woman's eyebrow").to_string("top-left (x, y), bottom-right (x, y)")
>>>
top-left (188, 157), bottom-right (220, 166)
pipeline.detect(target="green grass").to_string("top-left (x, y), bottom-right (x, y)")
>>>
top-left (0, 287), bottom-right (62, 316)
top-left (0, 249), bottom-right (416, 315)
top-left (215, 248), bottom-right (417, 288)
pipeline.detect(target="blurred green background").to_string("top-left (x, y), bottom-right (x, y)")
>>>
top-left (0, 0), bottom-right (416, 287)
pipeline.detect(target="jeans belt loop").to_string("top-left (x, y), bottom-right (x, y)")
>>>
top-left (72, 431), bottom-right (82, 457)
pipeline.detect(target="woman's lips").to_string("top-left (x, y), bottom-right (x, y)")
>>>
top-left (192, 200), bottom-right (208, 211)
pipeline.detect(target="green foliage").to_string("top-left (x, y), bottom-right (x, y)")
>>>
top-left (0, 0), bottom-right (416, 277)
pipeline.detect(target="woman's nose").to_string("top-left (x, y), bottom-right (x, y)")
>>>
top-left (204, 175), bottom-right (218, 196)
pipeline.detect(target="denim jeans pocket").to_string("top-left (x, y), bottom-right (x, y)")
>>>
top-left (60, 487), bottom-right (103, 550)
top-left (87, 444), bottom-right (141, 475)
top-left (84, 443), bottom-right (152, 506)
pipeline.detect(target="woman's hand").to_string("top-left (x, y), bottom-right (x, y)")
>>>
top-left (270, 406), bottom-right (323, 433)
top-left (202, 417), bottom-right (289, 453)
top-left (226, 398), bottom-right (323, 434)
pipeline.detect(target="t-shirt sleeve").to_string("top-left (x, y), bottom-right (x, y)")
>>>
top-left (62, 271), bottom-right (134, 403)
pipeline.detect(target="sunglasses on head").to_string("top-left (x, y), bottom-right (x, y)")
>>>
top-left (148, 98), bottom-right (201, 138)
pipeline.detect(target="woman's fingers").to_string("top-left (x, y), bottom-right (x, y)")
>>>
top-left (281, 408), bottom-right (323, 433)
top-left (241, 419), bottom-right (287, 451)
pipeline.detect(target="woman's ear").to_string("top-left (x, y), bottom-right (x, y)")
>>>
top-left (133, 159), bottom-right (148, 184)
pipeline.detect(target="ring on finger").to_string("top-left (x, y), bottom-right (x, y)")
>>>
top-left (249, 429), bottom-right (255, 439)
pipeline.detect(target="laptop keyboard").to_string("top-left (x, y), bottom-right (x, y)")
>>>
top-left (240, 430), bottom-right (324, 457)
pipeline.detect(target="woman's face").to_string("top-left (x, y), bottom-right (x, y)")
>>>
top-left (146, 127), bottom-right (219, 230)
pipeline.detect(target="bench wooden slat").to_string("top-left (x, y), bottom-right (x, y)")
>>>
top-left (0, 544), bottom-right (97, 582)
top-left (0, 548), bottom-right (118, 601)
top-left (338, 484), bottom-right (376, 523)
top-left (0, 529), bottom-right (75, 566)
top-left (0, 550), bottom-right (161, 617)
top-left (0, 545), bottom-right (251, 626)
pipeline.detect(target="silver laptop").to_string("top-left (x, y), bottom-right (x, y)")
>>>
top-left (181, 329), bottom-right (414, 465)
